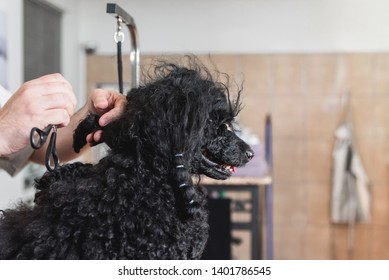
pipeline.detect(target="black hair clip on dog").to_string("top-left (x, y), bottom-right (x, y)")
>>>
top-left (30, 124), bottom-right (60, 172)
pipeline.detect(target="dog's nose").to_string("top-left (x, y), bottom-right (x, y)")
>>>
top-left (245, 150), bottom-right (254, 160)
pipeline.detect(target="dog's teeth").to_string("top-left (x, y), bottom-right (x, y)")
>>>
top-left (223, 165), bottom-right (236, 173)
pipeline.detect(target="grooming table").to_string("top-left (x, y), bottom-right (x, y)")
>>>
top-left (201, 176), bottom-right (271, 260)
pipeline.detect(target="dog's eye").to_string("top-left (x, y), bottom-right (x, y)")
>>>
top-left (220, 123), bottom-right (233, 131)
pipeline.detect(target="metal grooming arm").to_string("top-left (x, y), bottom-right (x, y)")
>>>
top-left (106, 3), bottom-right (140, 89)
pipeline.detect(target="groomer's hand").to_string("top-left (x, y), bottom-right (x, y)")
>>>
top-left (0, 74), bottom-right (77, 157)
top-left (85, 88), bottom-right (126, 145)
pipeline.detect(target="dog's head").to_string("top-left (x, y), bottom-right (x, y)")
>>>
top-left (186, 74), bottom-right (254, 180)
top-left (73, 60), bottom-right (254, 216)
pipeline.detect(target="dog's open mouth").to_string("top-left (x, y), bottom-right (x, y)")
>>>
top-left (201, 150), bottom-right (236, 178)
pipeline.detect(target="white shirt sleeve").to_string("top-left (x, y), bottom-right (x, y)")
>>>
top-left (0, 146), bottom-right (33, 176)
top-left (0, 85), bottom-right (12, 107)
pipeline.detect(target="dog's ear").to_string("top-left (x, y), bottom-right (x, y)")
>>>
top-left (73, 114), bottom-right (101, 153)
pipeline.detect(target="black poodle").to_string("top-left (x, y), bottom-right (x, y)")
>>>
top-left (0, 60), bottom-right (254, 259)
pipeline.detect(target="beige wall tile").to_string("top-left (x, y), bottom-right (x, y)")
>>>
top-left (304, 226), bottom-right (332, 259)
top-left (238, 96), bottom-right (272, 138)
top-left (274, 225), bottom-right (306, 259)
top-left (331, 225), bottom-right (374, 259)
top-left (351, 97), bottom-right (389, 140)
top-left (240, 55), bottom-right (273, 97)
top-left (358, 139), bottom-right (389, 184)
top-left (272, 97), bottom-right (305, 140)
top-left (200, 55), bottom-right (241, 82)
top-left (371, 227), bottom-right (389, 259)
top-left (272, 140), bottom-right (306, 183)
top-left (306, 182), bottom-right (331, 225)
top-left (303, 54), bottom-right (340, 97)
top-left (330, 226), bottom-right (351, 260)
top-left (269, 54), bottom-right (305, 97)
top-left (273, 182), bottom-right (308, 225)
top-left (339, 54), bottom-right (374, 98)
top-left (305, 140), bottom-right (333, 183)
top-left (371, 185), bottom-right (389, 226)
top-left (350, 225), bottom-right (373, 259)
top-left (305, 97), bottom-right (341, 141)
top-left (372, 53), bottom-right (389, 97)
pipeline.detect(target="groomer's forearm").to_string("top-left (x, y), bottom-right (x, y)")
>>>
top-left (29, 105), bottom-right (90, 164)
top-left (56, 105), bottom-right (91, 161)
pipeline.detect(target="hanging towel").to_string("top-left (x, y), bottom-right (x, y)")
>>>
top-left (331, 122), bottom-right (371, 224)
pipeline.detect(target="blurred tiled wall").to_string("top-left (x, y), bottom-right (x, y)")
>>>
top-left (201, 53), bottom-right (389, 259)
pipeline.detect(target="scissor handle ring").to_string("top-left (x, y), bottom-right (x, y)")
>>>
top-left (29, 125), bottom-right (60, 171)
top-left (30, 127), bottom-right (46, 149)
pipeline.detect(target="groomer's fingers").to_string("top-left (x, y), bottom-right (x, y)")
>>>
top-left (91, 89), bottom-right (110, 111)
top-left (89, 88), bottom-right (126, 126)
top-left (98, 106), bottom-right (125, 127)
top-left (42, 87), bottom-right (77, 111)
top-left (98, 94), bottom-right (126, 126)
top-left (39, 109), bottom-right (71, 128)
top-left (86, 130), bottom-right (103, 146)
top-left (40, 86), bottom-right (76, 112)
top-left (26, 73), bottom-right (71, 87)
top-left (93, 130), bottom-right (103, 143)
top-left (86, 133), bottom-right (94, 146)
top-left (24, 74), bottom-right (77, 110)
top-left (32, 92), bottom-right (76, 117)
top-left (24, 96), bottom-right (74, 124)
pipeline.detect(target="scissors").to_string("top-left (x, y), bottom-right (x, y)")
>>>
top-left (30, 124), bottom-right (60, 172)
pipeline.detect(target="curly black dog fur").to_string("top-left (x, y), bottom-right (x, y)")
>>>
top-left (0, 60), bottom-right (254, 259)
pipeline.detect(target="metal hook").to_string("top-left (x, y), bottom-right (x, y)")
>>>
top-left (107, 3), bottom-right (140, 89)
top-left (114, 17), bottom-right (125, 43)
top-left (114, 31), bottom-right (125, 43)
